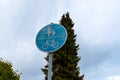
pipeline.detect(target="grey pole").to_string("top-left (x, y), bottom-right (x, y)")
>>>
top-left (48, 52), bottom-right (53, 80)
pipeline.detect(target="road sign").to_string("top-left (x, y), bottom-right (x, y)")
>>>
top-left (36, 23), bottom-right (67, 52)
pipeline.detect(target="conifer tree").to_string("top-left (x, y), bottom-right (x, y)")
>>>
top-left (42, 13), bottom-right (84, 80)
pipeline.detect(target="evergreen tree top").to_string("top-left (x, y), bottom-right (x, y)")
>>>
top-left (42, 12), bottom-right (84, 80)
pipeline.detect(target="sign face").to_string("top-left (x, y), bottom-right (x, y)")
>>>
top-left (36, 23), bottom-right (67, 52)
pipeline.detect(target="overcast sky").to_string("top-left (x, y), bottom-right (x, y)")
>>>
top-left (0, 0), bottom-right (120, 80)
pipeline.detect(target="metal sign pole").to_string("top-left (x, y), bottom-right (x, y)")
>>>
top-left (48, 52), bottom-right (53, 80)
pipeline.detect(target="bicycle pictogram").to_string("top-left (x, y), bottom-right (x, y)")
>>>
top-left (42, 39), bottom-right (59, 49)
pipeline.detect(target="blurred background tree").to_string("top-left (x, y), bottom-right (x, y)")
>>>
top-left (0, 58), bottom-right (20, 80)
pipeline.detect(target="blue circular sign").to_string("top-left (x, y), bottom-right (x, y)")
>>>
top-left (36, 23), bottom-right (67, 52)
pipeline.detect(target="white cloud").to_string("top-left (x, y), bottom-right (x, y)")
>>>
top-left (0, 0), bottom-right (51, 79)
top-left (73, 0), bottom-right (120, 49)
top-left (106, 75), bottom-right (120, 80)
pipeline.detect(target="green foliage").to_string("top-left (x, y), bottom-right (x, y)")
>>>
top-left (42, 12), bottom-right (84, 80)
top-left (0, 58), bottom-right (20, 80)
